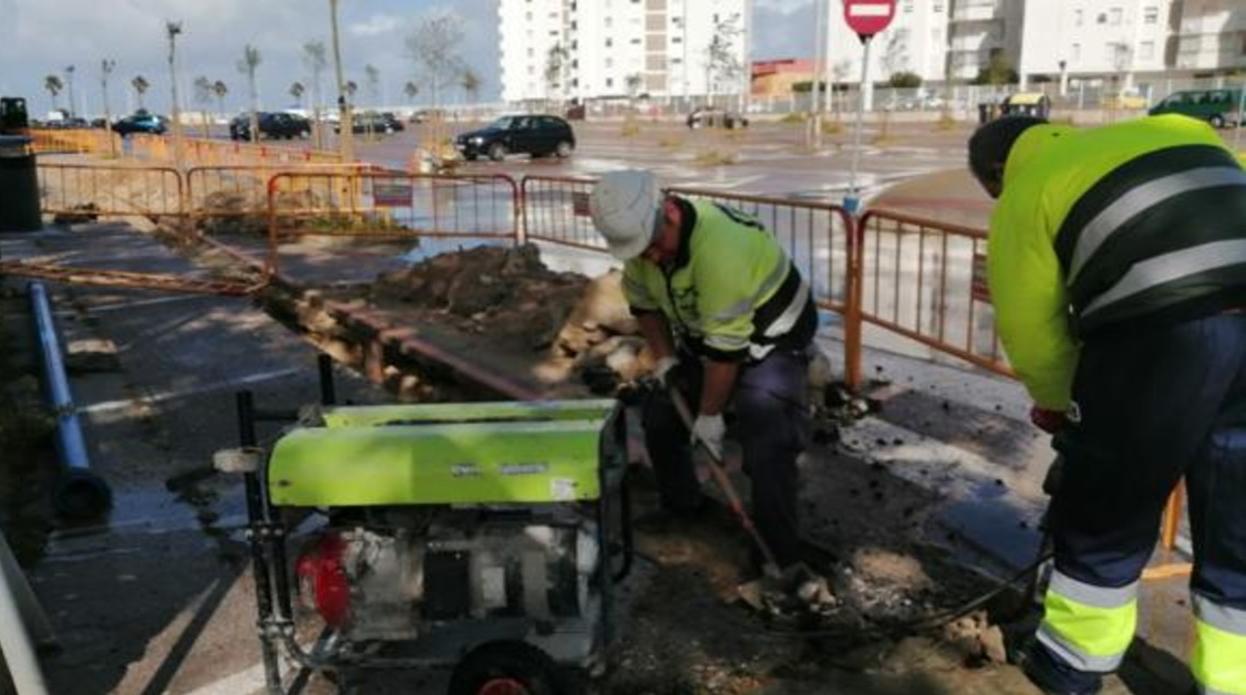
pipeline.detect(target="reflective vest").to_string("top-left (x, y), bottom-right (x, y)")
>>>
top-left (621, 198), bottom-right (816, 361)
top-left (987, 115), bottom-right (1246, 409)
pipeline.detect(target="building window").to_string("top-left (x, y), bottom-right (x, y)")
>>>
top-left (606, 77), bottom-right (614, 87)
top-left (1097, 12), bottom-right (1107, 24)
top-left (605, 38), bottom-right (612, 47)
top-left (903, 1), bottom-right (912, 13)
top-left (1072, 43), bottom-right (1081, 61)
top-left (933, 3), bottom-right (943, 12)
top-left (1139, 41), bottom-right (1154, 60)
top-left (605, 17), bottom-right (612, 27)
top-left (606, 57), bottom-right (613, 67)
top-left (549, 30), bottom-right (558, 36)
top-left (672, 36), bottom-right (682, 43)
top-left (672, 57), bottom-right (682, 64)
top-left (1144, 6), bottom-right (1158, 24)
top-left (1074, 9), bottom-right (1083, 26)
top-left (525, 11), bottom-right (532, 20)
top-left (631, 38), bottom-right (641, 44)
top-left (527, 66), bottom-right (535, 75)
top-left (527, 47), bottom-right (534, 57)
top-left (1109, 8), bottom-right (1122, 25)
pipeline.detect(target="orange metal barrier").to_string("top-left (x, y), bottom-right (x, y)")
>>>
top-left (854, 209), bottom-right (1011, 382)
top-left (265, 171), bottom-right (521, 283)
top-left (187, 163), bottom-right (389, 232)
top-left (519, 175), bottom-right (606, 252)
top-left (129, 134), bottom-right (342, 167)
top-left (37, 162), bottom-right (184, 218)
top-left (29, 128), bottom-right (118, 155)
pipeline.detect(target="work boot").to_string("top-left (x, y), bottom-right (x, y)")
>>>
top-left (1016, 637), bottom-right (1103, 695)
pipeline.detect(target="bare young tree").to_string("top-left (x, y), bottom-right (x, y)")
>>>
top-left (44, 75), bottom-right (63, 111)
top-left (237, 44), bottom-right (262, 142)
top-left (290, 81), bottom-right (305, 108)
top-left (193, 75), bottom-right (214, 137)
top-left (403, 81), bottom-right (419, 103)
top-left (303, 40), bottom-right (328, 147)
top-left (460, 67), bottom-right (481, 105)
top-left (405, 9), bottom-right (465, 108)
top-left (704, 13), bottom-right (742, 105)
top-left (131, 75), bottom-right (150, 110)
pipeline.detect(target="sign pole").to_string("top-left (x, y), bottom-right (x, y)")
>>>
top-left (839, 0), bottom-right (894, 215)
top-left (845, 36), bottom-right (871, 215)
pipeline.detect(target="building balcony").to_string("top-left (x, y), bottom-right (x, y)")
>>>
top-left (948, 1), bottom-right (1002, 23)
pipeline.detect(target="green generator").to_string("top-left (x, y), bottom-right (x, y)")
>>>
top-left (218, 367), bottom-right (633, 695)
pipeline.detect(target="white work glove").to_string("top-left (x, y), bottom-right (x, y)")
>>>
top-left (653, 355), bottom-right (680, 387)
top-left (690, 413), bottom-right (726, 460)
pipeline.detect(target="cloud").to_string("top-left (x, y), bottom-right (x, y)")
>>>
top-left (752, 0), bottom-right (817, 60)
top-left (349, 14), bottom-right (401, 38)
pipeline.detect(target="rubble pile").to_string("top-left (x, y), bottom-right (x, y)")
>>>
top-left (370, 244), bottom-right (654, 392)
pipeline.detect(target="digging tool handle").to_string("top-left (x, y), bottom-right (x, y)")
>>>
top-left (667, 387), bottom-right (782, 574)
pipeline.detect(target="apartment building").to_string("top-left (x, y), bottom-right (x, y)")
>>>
top-left (824, 0), bottom-right (954, 85)
top-left (498, 0), bottom-right (749, 103)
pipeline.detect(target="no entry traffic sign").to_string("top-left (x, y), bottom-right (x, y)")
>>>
top-left (843, 0), bottom-right (896, 37)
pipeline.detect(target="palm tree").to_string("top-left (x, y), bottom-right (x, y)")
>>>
top-left (237, 44), bottom-right (261, 142)
top-left (289, 81), bottom-right (305, 109)
top-left (212, 80), bottom-right (228, 122)
top-left (193, 76), bottom-right (214, 137)
top-left (131, 75), bottom-right (150, 110)
top-left (44, 75), bottom-right (64, 111)
top-left (403, 81), bottom-right (418, 103)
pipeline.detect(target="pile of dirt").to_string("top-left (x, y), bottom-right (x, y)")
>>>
top-left (369, 244), bottom-right (652, 393)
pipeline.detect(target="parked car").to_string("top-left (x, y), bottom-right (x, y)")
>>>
top-left (112, 111), bottom-right (168, 136)
top-left (334, 111), bottom-right (404, 134)
top-left (454, 114), bottom-right (576, 161)
top-left (686, 107), bottom-right (749, 129)
top-left (230, 112), bottom-right (312, 140)
top-left (1149, 88), bottom-right (1243, 129)
top-left (409, 108), bottom-right (448, 124)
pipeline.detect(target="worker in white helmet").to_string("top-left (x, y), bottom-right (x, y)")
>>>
top-left (590, 169), bottom-right (818, 571)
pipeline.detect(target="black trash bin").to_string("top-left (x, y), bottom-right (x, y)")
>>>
top-left (0, 135), bottom-right (41, 231)
top-left (977, 102), bottom-right (996, 124)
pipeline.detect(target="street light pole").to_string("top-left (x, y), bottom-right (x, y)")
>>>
top-left (329, 0), bottom-right (354, 163)
top-left (166, 21), bottom-right (184, 170)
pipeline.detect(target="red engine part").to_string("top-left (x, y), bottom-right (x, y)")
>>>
top-left (295, 532), bottom-right (351, 627)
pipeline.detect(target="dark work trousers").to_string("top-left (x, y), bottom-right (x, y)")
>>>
top-left (642, 347), bottom-right (810, 568)
top-left (1032, 313), bottom-right (1246, 691)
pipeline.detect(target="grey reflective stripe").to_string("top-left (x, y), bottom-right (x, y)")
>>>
top-left (1194, 594), bottom-right (1246, 636)
top-left (748, 343), bottom-right (776, 360)
top-left (710, 252), bottom-right (791, 324)
top-left (1196, 686), bottom-right (1237, 695)
top-left (763, 278), bottom-right (811, 338)
top-left (1049, 570), bottom-right (1138, 608)
top-left (1082, 239), bottom-right (1246, 320)
top-left (704, 333), bottom-right (749, 351)
top-left (1068, 166), bottom-right (1246, 282)
top-left (1037, 624), bottom-right (1126, 673)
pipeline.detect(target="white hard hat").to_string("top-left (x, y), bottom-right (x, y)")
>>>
top-left (589, 170), bottom-right (662, 260)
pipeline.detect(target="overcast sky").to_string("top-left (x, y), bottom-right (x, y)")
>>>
top-left (0, 0), bottom-right (816, 116)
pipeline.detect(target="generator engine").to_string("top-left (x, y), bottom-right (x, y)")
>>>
top-left (296, 508), bottom-right (600, 642)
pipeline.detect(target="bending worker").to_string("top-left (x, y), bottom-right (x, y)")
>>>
top-left (969, 114), bottom-right (1246, 694)
top-left (589, 170), bottom-right (817, 572)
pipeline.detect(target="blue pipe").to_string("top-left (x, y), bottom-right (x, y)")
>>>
top-left (28, 281), bottom-right (111, 519)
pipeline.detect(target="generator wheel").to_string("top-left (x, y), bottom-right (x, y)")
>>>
top-left (448, 642), bottom-right (565, 695)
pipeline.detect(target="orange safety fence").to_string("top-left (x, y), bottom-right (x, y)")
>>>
top-left (186, 163), bottom-right (391, 226)
top-left (37, 162), bottom-right (184, 218)
top-left (854, 209), bottom-right (1010, 380)
top-left (30, 128), bottom-right (119, 155)
top-left (128, 134), bottom-right (342, 167)
top-left (519, 175), bottom-right (605, 252)
top-left (265, 171), bottom-right (521, 284)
